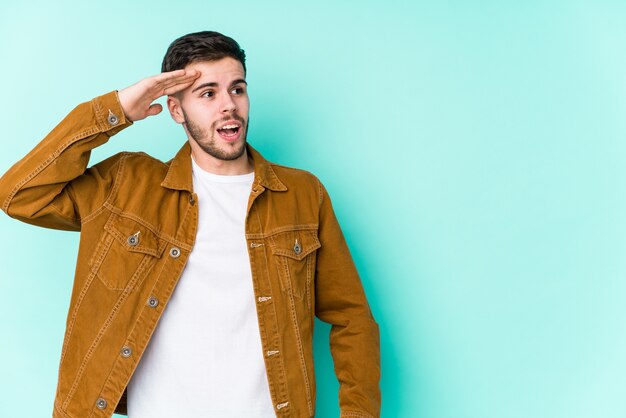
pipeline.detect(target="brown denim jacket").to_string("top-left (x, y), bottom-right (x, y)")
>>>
top-left (0, 91), bottom-right (380, 418)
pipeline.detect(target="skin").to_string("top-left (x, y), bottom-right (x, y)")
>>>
top-left (118, 57), bottom-right (252, 175)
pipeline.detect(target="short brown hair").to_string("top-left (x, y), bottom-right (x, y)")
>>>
top-left (161, 31), bottom-right (246, 74)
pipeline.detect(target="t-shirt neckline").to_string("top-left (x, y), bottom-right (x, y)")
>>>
top-left (191, 155), bottom-right (255, 184)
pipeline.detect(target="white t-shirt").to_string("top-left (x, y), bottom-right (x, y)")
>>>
top-left (126, 157), bottom-right (275, 417)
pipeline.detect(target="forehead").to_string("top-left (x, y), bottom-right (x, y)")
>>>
top-left (186, 57), bottom-right (246, 85)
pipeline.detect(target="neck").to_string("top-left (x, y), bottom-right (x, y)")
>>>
top-left (189, 142), bottom-right (254, 175)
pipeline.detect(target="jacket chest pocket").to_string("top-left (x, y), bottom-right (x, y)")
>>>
top-left (268, 229), bottom-right (321, 298)
top-left (90, 214), bottom-right (166, 291)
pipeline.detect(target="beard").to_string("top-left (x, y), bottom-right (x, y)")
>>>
top-left (182, 108), bottom-right (248, 161)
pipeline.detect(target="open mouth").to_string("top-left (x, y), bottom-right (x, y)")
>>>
top-left (216, 122), bottom-right (242, 141)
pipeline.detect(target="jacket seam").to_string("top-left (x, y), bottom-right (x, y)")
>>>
top-left (81, 203), bottom-right (107, 226)
top-left (269, 162), bottom-right (314, 175)
top-left (255, 206), bottom-right (291, 409)
top-left (341, 412), bottom-right (376, 418)
top-left (61, 216), bottom-right (119, 368)
top-left (62, 258), bottom-right (145, 410)
top-left (58, 255), bottom-right (103, 369)
top-left (306, 254), bottom-right (313, 317)
top-left (92, 92), bottom-right (103, 129)
top-left (282, 257), bottom-right (314, 414)
top-left (103, 202), bottom-right (191, 250)
top-left (248, 207), bottom-right (280, 411)
top-left (54, 399), bottom-right (71, 418)
top-left (92, 239), bottom-right (170, 416)
top-left (59, 211), bottom-right (120, 367)
top-left (246, 223), bottom-right (319, 240)
top-left (81, 152), bottom-right (129, 225)
top-left (317, 178), bottom-right (323, 207)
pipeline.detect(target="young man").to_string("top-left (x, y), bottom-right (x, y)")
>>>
top-left (0, 31), bottom-right (380, 418)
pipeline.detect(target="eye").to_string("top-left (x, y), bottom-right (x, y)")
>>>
top-left (201, 90), bottom-right (214, 98)
top-left (230, 86), bottom-right (245, 95)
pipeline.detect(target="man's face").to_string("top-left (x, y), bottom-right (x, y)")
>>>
top-left (169, 57), bottom-right (249, 162)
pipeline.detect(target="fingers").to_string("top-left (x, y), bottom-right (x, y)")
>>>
top-left (147, 103), bottom-right (163, 116)
top-left (119, 69), bottom-right (200, 121)
top-left (153, 69), bottom-right (188, 83)
top-left (162, 77), bottom-right (197, 95)
top-left (151, 69), bottom-right (200, 96)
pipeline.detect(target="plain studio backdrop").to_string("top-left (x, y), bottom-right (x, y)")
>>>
top-left (1, 1), bottom-right (626, 417)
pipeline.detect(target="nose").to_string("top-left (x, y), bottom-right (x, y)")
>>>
top-left (220, 92), bottom-right (236, 114)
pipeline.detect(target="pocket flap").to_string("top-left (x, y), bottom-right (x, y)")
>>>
top-left (104, 214), bottom-right (164, 258)
top-left (269, 229), bottom-right (321, 261)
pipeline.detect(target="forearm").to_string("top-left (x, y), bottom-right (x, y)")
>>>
top-left (319, 266), bottom-right (381, 417)
top-left (0, 91), bottom-right (131, 229)
top-left (331, 314), bottom-right (381, 418)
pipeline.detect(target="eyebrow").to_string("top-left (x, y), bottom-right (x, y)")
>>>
top-left (192, 79), bottom-right (248, 93)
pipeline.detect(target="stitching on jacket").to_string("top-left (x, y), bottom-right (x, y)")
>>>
top-left (127, 233), bottom-right (173, 353)
top-left (93, 95), bottom-right (104, 131)
top-left (106, 152), bottom-right (127, 209)
top-left (340, 411), bottom-right (376, 418)
top-left (58, 232), bottom-right (113, 369)
top-left (174, 194), bottom-right (194, 246)
top-left (63, 254), bottom-right (150, 410)
top-left (268, 161), bottom-right (315, 177)
top-left (103, 202), bottom-right (191, 250)
top-left (104, 219), bottom-right (163, 259)
top-left (106, 241), bottom-right (177, 413)
top-left (267, 231), bottom-right (320, 267)
top-left (246, 223), bottom-right (319, 240)
top-left (255, 161), bottom-right (287, 191)
top-left (98, 235), bottom-right (174, 416)
top-left (53, 399), bottom-right (72, 418)
top-left (317, 178), bottom-right (324, 207)
top-left (2, 127), bottom-right (101, 213)
top-left (81, 152), bottom-right (129, 225)
top-left (98, 254), bottom-right (159, 292)
top-left (81, 203), bottom-right (106, 226)
top-left (254, 208), bottom-right (291, 410)
top-left (306, 254), bottom-right (313, 317)
top-left (87, 216), bottom-right (117, 274)
top-left (115, 207), bottom-right (196, 405)
top-left (58, 264), bottom-right (100, 403)
top-left (250, 208), bottom-right (278, 401)
top-left (277, 252), bottom-right (289, 293)
top-left (283, 257), bottom-right (314, 415)
top-left (61, 206), bottom-right (165, 378)
top-left (62, 253), bottom-right (150, 410)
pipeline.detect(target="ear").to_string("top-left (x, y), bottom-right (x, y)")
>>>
top-left (167, 95), bottom-right (185, 124)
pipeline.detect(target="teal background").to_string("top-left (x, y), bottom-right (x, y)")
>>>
top-left (1, 1), bottom-right (626, 417)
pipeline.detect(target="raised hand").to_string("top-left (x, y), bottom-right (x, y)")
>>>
top-left (118, 69), bottom-right (200, 122)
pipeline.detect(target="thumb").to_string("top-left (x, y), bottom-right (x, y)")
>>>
top-left (147, 103), bottom-right (163, 116)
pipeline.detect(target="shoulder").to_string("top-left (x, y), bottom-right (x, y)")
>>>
top-left (92, 150), bottom-right (165, 168)
top-left (270, 162), bottom-right (320, 185)
top-left (112, 151), bottom-right (169, 173)
top-left (88, 151), bottom-right (169, 189)
top-left (266, 161), bottom-right (327, 206)
top-left (249, 145), bottom-right (323, 192)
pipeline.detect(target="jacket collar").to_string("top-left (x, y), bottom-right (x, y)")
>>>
top-left (161, 142), bottom-right (287, 192)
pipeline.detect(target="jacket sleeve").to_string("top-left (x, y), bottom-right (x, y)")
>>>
top-left (314, 180), bottom-right (381, 418)
top-left (0, 91), bottom-right (132, 230)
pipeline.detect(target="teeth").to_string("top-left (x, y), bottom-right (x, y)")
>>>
top-left (220, 124), bottom-right (239, 129)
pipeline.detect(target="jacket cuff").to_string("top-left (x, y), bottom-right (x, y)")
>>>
top-left (91, 90), bottom-right (133, 137)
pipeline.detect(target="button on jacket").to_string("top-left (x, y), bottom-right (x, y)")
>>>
top-left (0, 91), bottom-right (381, 418)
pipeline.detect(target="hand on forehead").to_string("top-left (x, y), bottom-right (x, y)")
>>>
top-left (184, 58), bottom-right (247, 91)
